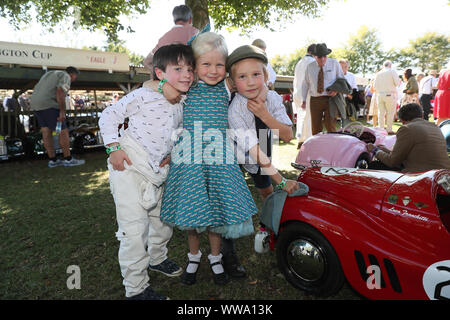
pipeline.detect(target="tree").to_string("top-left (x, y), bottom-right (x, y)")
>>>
top-left (272, 48), bottom-right (306, 76)
top-left (186, 0), bottom-right (210, 30)
top-left (1, 0), bottom-right (332, 41)
top-left (0, 0), bottom-right (149, 42)
top-left (271, 54), bottom-right (290, 76)
top-left (394, 33), bottom-right (450, 72)
top-left (338, 26), bottom-right (385, 77)
top-left (271, 27), bottom-right (386, 77)
top-left (386, 48), bottom-right (414, 72)
top-left (203, 0), bottom-right (331, 32)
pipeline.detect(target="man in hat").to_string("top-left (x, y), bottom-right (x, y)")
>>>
top-left (419, 70), bottom-right (438, 121)
top-left (293, 44), bottom-right (316, 148)
top-left (300, 43), bottom-right (344, 135)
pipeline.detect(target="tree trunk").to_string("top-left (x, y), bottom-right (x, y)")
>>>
top-left (185, 0), bottom-right (210, 29)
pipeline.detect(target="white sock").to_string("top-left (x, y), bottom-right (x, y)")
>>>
top-left (186, 250), bottom-right (202, 273)
top-left (208, 253), bottom-right (224, 274)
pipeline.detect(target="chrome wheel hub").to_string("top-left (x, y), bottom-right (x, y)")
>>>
top-left (287, 239), bottom-right (325, 282)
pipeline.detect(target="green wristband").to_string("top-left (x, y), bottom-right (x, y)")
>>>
top-left (106, 144), bottom-right (121, 155)
top-left (158, 79), bottom-right (167, 93)
top-left (276, 177), bottom-right (287, 190)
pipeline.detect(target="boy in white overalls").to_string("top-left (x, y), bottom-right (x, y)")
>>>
top-left (99, 44), bottom-right (195, 300)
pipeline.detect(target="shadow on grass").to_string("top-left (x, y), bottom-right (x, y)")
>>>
top-left (0, 151), bottom-right (359, 300)
top-left (0, 151), bottom-right (122, 299)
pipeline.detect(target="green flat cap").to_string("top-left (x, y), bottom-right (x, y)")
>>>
top-left (226, 45), bottom-right (268, 72)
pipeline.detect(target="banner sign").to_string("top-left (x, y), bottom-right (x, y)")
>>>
top-left (0, 41), bottom-right (130, 72)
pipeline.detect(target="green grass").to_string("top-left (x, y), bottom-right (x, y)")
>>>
top-left (0, 142), bottom-right (360, 300)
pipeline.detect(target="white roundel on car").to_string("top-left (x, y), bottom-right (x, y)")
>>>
top-left (422, 260), bottom-right (450, 300)
top-left (320, 167), bottom-right (358, 176)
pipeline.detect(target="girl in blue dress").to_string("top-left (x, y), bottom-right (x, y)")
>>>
top-left (160, 32), bottom-right (258, 285)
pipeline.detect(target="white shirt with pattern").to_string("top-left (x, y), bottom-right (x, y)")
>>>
top-left (99, 87), bottom-right (183, 173)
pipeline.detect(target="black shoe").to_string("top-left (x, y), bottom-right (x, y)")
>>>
top-left (126, 286), bottom-right (168, 300)
top-left (210, 261), bottom-right (229, 285)
top-left (149, 258), bottom-right (183, 277)
top-left (180, 260), bottom-right (200, 285)
top-left (222, 252), bottom-right (247, 279)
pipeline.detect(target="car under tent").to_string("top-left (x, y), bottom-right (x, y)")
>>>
top-left (0, 40), bottom-right (294, 160)
top-left (0, 41), bottom-right (151, 159)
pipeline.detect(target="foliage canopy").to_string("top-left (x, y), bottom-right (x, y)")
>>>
top-left (272, 27), bottom-right (449, 77)
top-left (0, 0), bottom-right (149, 42)
top-left (207, 0), bottom-right (331, 32)
top-left (1, 0), bottom-right (331, 41)
top-left (393, 33), bottom-right (450, 72)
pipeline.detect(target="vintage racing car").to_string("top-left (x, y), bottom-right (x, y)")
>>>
top-left (0, 135), bottom-right (25, 160)
top-left (296, 122), bottom-right (397, 169)
top-left (261, 166), bottom-right (450, 300)
top-left (23, 122), bottom-right (103, 157)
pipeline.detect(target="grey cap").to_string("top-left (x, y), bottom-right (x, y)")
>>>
top-left (226, 45), bottom-right (268, 72)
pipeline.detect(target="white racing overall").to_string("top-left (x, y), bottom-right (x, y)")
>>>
top-left (108, 133), bottom-right (173, 298)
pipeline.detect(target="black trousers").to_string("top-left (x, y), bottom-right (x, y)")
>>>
top-left (368, 160), bottom-right (402, 171)
top-left (420, 94), bottom-right (432, 121)
top-left (221, 237), bottom-right (235, 255)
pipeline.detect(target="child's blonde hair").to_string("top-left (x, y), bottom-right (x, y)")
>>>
top-left (191, 32), bottom-right (228, 60)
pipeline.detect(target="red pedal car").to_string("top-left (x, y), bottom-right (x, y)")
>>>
top-left (263, 166), bottom-right (450, 300)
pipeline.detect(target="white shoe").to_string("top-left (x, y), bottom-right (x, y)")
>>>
top-left (48, 159), bottom-right (63, 168)
top-left (63, 157), bottom-right (85, 167)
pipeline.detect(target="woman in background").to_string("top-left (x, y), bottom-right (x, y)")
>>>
top-left (434, 63), bottom-right (450, 125)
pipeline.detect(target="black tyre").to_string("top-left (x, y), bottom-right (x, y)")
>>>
top-left (23, 138), bottom-right (37, 159)
top-left (276, 222), bottom-right (345, 297)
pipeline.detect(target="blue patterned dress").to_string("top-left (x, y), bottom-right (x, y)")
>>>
top-left (160, 80), bottom-right (257, 238)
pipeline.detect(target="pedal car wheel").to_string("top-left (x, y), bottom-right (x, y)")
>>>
top-left (276, 222), bottom-right (344, 297)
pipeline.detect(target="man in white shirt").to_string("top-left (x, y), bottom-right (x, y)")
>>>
top-left (301, 43), bottom-right (344, 135)
top-left (339, 59), bottom-right (357, 90)
top-left (339, 59), bottom-right (358, 125)
top-left (373, 60), bottom-right (401, 134)
top-left (419, 70), bottom-right (438, 121)
top-left (293, 44), bottom-right (316, 148)
top-left (251, 39), bottom-right (277, 89)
